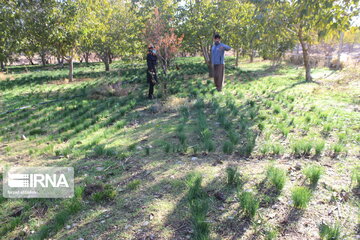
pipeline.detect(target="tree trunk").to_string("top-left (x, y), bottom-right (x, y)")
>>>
top-left (40, 52), bottom-right (46, 66)
top-left (298, 29), bottom-right (312, 82)
top-left (0, 61), bottom-right (4, 71)
top-left (249, 50), bottom-right (255, 63)
top-left (84, 53), bottom-right (89, 64)
top-left (68, 57), bottom-right (74, 81)
top-left (235, 49), bottom-right (239, 67)
top-left (102, 52), bottom-right (110, 71)
top-left (26, 56), bottom-right (34, 65)
top-left (201, 45), bottom-right (213, 77)
top-left (337, 31), bottom-right (344, 61)
top-left (57, 57), bottom-right (64, 68)
top-left (109, 53), bottom-right (112, 64)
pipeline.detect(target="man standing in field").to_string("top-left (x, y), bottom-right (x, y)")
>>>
top-left (211, 34), bottom-right (231, 91)
top-left (146, 45), bottom-right (158, 99)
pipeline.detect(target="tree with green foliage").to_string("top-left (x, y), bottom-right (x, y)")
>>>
top-left (223, 1), bottom-right (256, 66)
top-left (48, 0), bottom-right (86, 81)
top-left (284, 0), bottom-right (359, 81)
top-left (19, 1), bottom-right (58, 66)
top-left (178, 0), bottom-right (220, 77)
top-left (81, 0), bottom-right (142, 71)
top-left (0, 0), bottom-right (21, 70)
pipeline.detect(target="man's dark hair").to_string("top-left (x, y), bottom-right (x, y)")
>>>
top-left (214, 34), bottom-right (221, 39)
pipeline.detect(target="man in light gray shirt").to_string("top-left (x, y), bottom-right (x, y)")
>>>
top-left (211, 34), bottom-right (231, 91)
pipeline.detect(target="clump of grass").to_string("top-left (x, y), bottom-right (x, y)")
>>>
top-left (331, 142), bottom-right (346, 156)
top-left (228, 131), bottom-right (240, 145)
top-left (189, 198), bottom-right (210, 240)
top-left (265, 99), bottom-right (272, 109)
top-left (249, 110), bottom-right (257, 120)
top-left (303, 164), bottom-right (324, 185)
top-left (322, 122), bottom-right (333, 135)
top-left (319, 222), bottom-right (341, 240)
top-left (186, 173), bottom-right (207, 201)
top-left (126, 179), bottom-right (142, 190)
top-left (178, 132), bottom-right (187, 145)
top-left (194, 98), bottom-right (205, 110)
top-left (226, 167), bottom-right (242, 188)
top-left (292, 139), bottom-right (312, 157)
top-left (337, 132), bottom-right (347, 143)
top-left (266, 165), bottom-right (286, 192)
top-left (247, 99), bottom-right (255, 107)
top-left (319, 112), bottom-right (328, 120)
top-left (163, 142), bottom-right (171, 153)
top-left (238, 191), bottom-right (259, 219)
top-left (239, 133), bottom-right (256, 157)
top-left (93, 145), bottom-right (106, 156)
top-left (186, 173), bottom-right (210, 240)
top-left (258, 122), bottom-right (265, 132)
top-left (291, 186), bottom-right (312, 209)
top-left (264, 226), bottom-right (278, 240)
top-left (217, 109), bottom-right (226, 124)
top-left (239, 120), bottom-right (247, 133)
top-left (260, 144), bottom-right (270, 155)
top-left (115, 119), bottom-right (126, 129)
top-left (264, 130), bottom-right (272, 141)
top-left (314, 140), bottom-right (325, 155)
top-left (204, 139), bottom-right (215, 152)
top-left (287, 95), bottom-right (295, 103)
top-left (278, 124), bottom-right (290, 138)
top-left (5, 146), bottom-right (11, 153)
top-left (92, 184), bottom-right (117, 202)
top-left (270, 143), bottom-right (283, 155)
top-left (240, 142), bottom-right (255, 157)
top-left (223, 119), bottom-right (232, 130)
top-left (273, 105), bottom-right (281, 114)
top-left (223, 141), bottom-right (234, 154)
top-left (180, 106), bottom-right (190, 120)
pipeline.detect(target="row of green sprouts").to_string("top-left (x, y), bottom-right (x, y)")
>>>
top-left (185, 164), bottom-right (360, 240)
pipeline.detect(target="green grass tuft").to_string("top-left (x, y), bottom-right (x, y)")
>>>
top-left (303, 164), bottom-right (324, 185)
top-left (291, 186), bottom-right (312, 209)
top-left (266, 165), bottom-right (286, 192)
top-left (226, 167), bottom-right (242, 188)
top-left (238, 191), bottom-right (259, 219)
top-left (319, 222), bottom-right (341, 240)
top-left (92, 184), bottom-right (117, 202)
top-left (292, 139), bottom-right (312, 156)
top-left (126, 179), bottom-right (142, 191)
top-left (223, 141), bottom-right (234, 154)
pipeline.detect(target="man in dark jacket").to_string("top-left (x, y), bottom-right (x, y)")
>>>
top-left (146, 45), bottom-right (158, 99)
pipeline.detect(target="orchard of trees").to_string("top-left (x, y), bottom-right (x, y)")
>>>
top-left (1, 0), bottom-right (359, 82)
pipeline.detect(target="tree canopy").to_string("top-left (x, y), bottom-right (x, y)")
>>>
top-left (0, 0), bottom-right (359, 81)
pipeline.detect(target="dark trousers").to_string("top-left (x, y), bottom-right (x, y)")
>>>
top-left (213, 64), bottom-right (225, 91)
top-left (147, 69), bottom-right (157, 97)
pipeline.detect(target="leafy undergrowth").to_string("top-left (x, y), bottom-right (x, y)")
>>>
top-left (0, 57), bottom-right (359, 240)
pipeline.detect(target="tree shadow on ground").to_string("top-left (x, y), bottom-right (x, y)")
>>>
top-left (255, 178), bottom-right (282, 208)
top-left (279, 207), bottom-right (305, 236)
